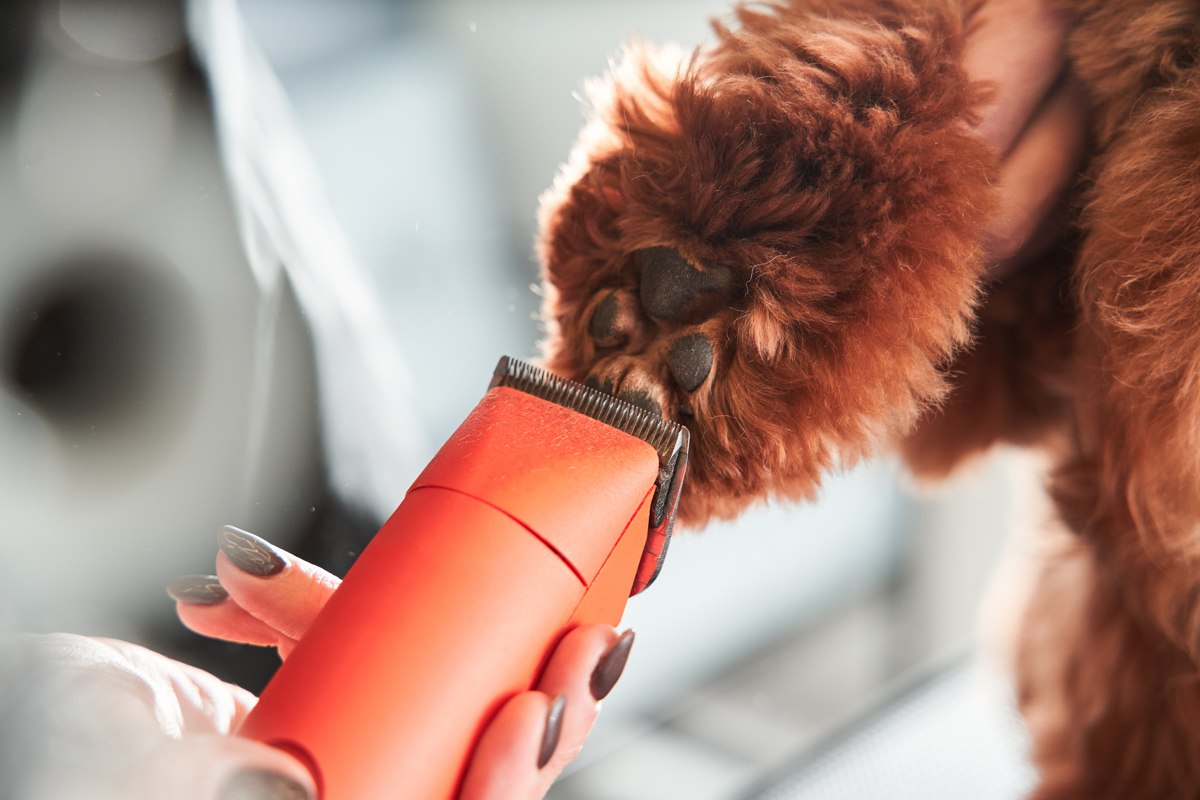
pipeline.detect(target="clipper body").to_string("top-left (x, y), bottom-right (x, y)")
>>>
top-left (238, 358), bottom-right (688, 799)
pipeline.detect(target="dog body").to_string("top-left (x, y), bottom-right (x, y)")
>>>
top-left (536, 0), bottom-right (1200, 795)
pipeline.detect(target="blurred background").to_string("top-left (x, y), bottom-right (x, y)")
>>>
top-left (0, 0), bottom-right (1044, 797)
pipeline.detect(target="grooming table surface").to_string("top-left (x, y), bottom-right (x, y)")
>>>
top-left (744, 661), bottom-right (1036, 800)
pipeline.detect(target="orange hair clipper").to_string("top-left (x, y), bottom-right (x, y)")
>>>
top-left (237, 356), bottom-right (689, 799)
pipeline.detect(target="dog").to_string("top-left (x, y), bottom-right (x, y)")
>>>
top-left (535, 0), bottom-right (1200, 795)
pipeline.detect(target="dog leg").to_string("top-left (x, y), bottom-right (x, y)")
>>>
top-left (1027, 58), bottom-right (1200, 796)
top-left (1018, 530), bottom-right (1200, 798)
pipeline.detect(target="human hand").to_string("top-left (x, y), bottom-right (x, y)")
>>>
top-left (0, 632), bottom-right (315, 800)
top-left (962, 0), bottom-right (1089, 276)
top-left (170, 526), bottom-right (635, 800)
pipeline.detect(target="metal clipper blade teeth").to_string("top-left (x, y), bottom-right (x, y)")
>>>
top-left (490, 355), bottom-right (690, 593)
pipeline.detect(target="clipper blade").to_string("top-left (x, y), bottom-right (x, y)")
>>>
top-left (490, 355), bottom-right (689, 593)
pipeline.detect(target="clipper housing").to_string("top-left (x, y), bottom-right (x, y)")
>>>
top-left (490, 355), bottom-right (689, 594)
top-left (239, 356), bottom-right (690, 799)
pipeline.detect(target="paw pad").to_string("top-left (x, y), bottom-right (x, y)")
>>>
top-left (581, 248), bottom-right (734, 418)
top-left (589, 290), bottom-right (642, 348)
top-left (638, 247), bottom-right (734, 322)
top-left (666, 334), bottom-right (713, 392)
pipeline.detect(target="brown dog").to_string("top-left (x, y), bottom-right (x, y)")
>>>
top-left (536, 0), bottom-right (1200, 796)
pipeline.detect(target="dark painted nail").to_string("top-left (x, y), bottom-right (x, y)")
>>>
top-left (638, 246), bottom-right (732, 321)
top-left (667, 334), bottom-right (714, 392)
top-left (166, 575), bottom-right (228, 606)
top-left (538, 693), bottom-right (567, 769)
top-left (220, 768), bottom-right (310, 800)
top-left (590, 629), bottom-right (635, 701)
top-left (218, 525), bottom-right (289, 577)
top-left (617, 388), bottom-right (662, 417)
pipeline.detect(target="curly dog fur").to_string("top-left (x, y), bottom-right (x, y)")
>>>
top-left (536, 0), bottom-right (1200, 794)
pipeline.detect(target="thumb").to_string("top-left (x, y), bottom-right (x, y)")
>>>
top-left (120, 734), bottom-right (316, 800)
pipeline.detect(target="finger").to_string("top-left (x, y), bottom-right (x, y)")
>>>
top-left (459, 691), bottom-right (557, 800)
top-left (533, 624), bottom-right (629, 778)
top-left (94, 637), bottom-right (259, 735)
top-left (122, 733), bottom-right (316, 800)
top-left (175, 598), bottom-right (293, 651)
top-left (459, 625), bottom-right (636, 800)
top-left (983, 74), bottom-right (1088, 271)
top-left (213, 526), bottom-right (340, 645)
top-left (167, 575), bottom-right (285, 649)
top-left (962, 0), bottom-right (1074, 154)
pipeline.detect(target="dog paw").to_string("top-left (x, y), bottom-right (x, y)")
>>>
top-left (580, 246), bottom-right (737, 420)
top-left (535, 3), bottom-right (998, 524)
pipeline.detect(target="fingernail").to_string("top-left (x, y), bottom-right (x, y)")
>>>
top-left (538, 693), bottom-right (567, 769)
top-left (590, 629), bottom-right (635, 701)
top-left (218, 525), bottom-right (289, 577)
top-left (220, 768), bottom-right (310, 800)
top-left (166, 575), bottom-right (228, 606)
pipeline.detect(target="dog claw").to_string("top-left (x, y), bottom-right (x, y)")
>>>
top-left (667, 334), bottom-right (713, 392)
top-left (617, 387), bottom-right (663, 417)
top-left (638, 247), bottom-right (733, 321)
top-left (584, 372), bottom-right (617, 397)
